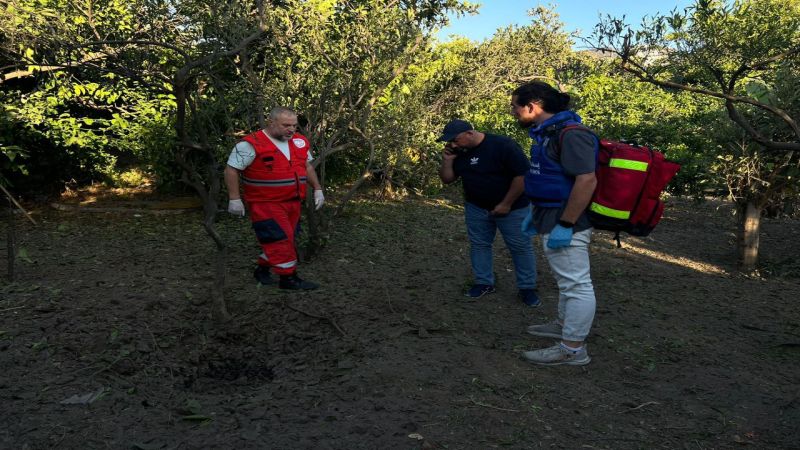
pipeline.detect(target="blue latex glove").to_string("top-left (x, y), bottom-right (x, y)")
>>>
top-left (521, 209), bottom-right (537, 237)
top-left (547, 224), bottom-right (573, 249)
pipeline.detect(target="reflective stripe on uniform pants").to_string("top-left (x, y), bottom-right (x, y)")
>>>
top-left (247, 200), bottom-right (302, 276)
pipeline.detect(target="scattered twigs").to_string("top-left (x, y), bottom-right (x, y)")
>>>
top-left (1, 184), bottom-right (37, 225)
top-left (741, 324), bottom-right (772, 332)
top-left (4, 185), bottom-right (35, 281)
top-left (620, 401), bottom-right (660, 413)
top-left (383, 284), bottom-right (397, 314)
top-left (517, 389), bottom-right (535, 401)
top-left (68, 362), bottom-right (106, 376)
top-left (90, 354), bottom-right (129, 377)
top-left (285, 303), bottom-right (346, 336)
top-left (0, 305), bottom-right (26, 313)
top-left (468, 396), bottom-right (519, 412)
top-left (145, 324), bottom-right (175, 385)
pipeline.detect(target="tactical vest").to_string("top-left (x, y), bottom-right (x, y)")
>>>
top-left (525, 120), bottom-right (594, 207)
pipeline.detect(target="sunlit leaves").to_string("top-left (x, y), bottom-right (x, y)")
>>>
top-left (577, 71), bottom-right (721, 196)
top-left (592, 0), bottom-right (800, 231)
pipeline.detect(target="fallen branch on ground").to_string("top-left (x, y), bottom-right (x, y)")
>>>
top-left (285, 304), bottom-right (346, 336)
top-left (620, 401), bottom-right (660, 413)
top-left (468, 396), bottom-right (519, 412)
top-left (1, 184), bottom-right (37, 225)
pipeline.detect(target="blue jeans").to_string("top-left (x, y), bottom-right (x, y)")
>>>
top-left (464, 202), bottom-right (536, 289)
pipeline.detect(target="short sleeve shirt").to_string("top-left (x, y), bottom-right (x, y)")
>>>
top-left (227, 131), bottom-right (313, 170)
top-left (452, 133), bottom-right (530, 211)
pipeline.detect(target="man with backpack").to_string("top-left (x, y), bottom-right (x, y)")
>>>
top-left (510, 81), bottom-right (598, 366)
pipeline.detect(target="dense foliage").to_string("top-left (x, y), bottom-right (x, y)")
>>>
top-left (2, 0), bottom-right (797, 272)
top-left (589, 0), bottom-right (800, 269)
top-left (0, 1), bottom-right (728, 199)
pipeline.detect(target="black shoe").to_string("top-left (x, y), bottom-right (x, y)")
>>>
top-left (279, 273), bottom-right (319, 290)
top-left (254, 266), bottom-right (274, 285)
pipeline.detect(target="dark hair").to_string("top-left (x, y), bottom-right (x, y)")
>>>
top-left (512, 81), bottom-right (571, 113)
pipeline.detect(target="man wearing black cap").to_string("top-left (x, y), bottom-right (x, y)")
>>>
top-left (438, 119), bottom-right (539, 306)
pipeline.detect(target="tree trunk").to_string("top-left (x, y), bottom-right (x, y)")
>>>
top-left (202, 190), bottom-right (230, 323)
top-left (173, 77), bottom-right (230, 322)
top-left (210, 245), bottom-right (230, 322)
top-left (6, 198), bottom-right (15, 282)
top-left (737, 200), bottom-right (761, 272)
top-left (377, 165), bottom-right (395, 201)
top-left (301, 200), bottom-right (321, 261)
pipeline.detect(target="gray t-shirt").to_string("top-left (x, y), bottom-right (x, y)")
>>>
top-left (533, 129), bottom-right (597, 234)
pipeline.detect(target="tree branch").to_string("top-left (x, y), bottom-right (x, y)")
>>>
top-left (617, 61), bottom-right (800, 151)
top-left (749, 45), bottom-right (800, 71)
top-left (0, 52), bottom-right (107, 83)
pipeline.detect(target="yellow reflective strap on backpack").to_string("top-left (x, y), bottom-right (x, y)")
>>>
top-left (590, 202), bottom-right (631, 219)
top-left (609, 158), bottom-right (648, 171)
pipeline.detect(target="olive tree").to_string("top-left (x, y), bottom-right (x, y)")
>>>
top-left (243, 0), bottom-right (470, 255)
top-left (0, 0), bottom-right (285, 320)
top-left (371, 5), bottom-right (578, 195)
top-left (590, 0), bottom-right (800, 271)
top-left (1, 0), bottom-right (472, 315)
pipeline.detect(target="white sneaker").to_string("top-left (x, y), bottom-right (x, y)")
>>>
top-left (522, 343), bottom-right (591, 366)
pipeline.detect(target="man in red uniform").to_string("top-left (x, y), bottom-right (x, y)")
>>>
top-left (224, 107), bottom-right (324, 290)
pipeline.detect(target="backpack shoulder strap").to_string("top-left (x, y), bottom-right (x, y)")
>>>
top-left (548, 124), bottom-right (594, 160)
top-left (557, 124), bottom-right (594, 150)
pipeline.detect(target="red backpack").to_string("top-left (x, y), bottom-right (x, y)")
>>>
top-left (560, 125), bottom-right (681, 245)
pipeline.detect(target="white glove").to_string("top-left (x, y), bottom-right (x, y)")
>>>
top-left (227, 199), bottom-right (245, 216)
top-left (313, 189), bottom-right (325, 210)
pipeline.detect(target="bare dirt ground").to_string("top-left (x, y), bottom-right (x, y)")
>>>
top-left (1, 193), bottom-right (799, 449)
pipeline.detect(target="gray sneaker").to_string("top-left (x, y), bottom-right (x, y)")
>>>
top-left (526, 321), bottom-right (562, 339)
top-left (522, 343), bottom-right (591, 366)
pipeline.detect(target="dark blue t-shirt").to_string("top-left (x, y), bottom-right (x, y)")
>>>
top-left (452, 133), bottom-right (530, 211)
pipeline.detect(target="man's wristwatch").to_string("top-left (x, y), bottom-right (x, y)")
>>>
top-left (558, 219), bottom-right (575, 228)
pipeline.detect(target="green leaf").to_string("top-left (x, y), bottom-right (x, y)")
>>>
top-left (131, 442), bottom-right (165, 450)
top-left (17, 247), bottom-right (33, 263)
top-left (185, 399), bottom-right (202, 414)
top-left (31, 339), bottom-right (48, 352)
top-left (180, 415), bottom-right (212, 422)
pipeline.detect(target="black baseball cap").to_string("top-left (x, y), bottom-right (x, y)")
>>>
top-left (437, 119), bottom-right (473, 142)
